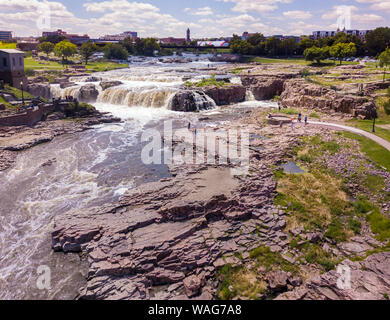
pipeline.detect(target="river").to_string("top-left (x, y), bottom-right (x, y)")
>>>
top-left (0, 54), bottom-right (277, 300)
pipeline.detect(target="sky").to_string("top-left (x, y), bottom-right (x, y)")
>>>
top-left (0, 0), bottom-right (389, 38)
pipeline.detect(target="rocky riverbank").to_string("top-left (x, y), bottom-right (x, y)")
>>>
top-left (51, 106), bottom-right (390, 300)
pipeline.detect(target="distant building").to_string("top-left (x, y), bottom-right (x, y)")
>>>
top-left (42, 29), bottom-right (67, 38)
top-left (42, 29), bottom-right (90, 44)
top-left (159, 37), bottom-right (186, 45)
top-left (0, 31), bottom-right (13, 41)
top-left (100, 31), bottom-right (138, 41)
top-left (312, 29), bottom-right (370, 41)
top-left (187, 28), bottom-right (191, 42)
top-left (0, 49), bottom-right (27, 89)
top-left (17, 40), bottom-right (39, 51)
top-left (241, 32), bottom-right (255, 40)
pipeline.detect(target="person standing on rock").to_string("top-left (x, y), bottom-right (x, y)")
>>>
top-left (188, 122), bottom-right (191, 130)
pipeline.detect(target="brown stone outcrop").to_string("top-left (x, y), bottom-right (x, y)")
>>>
top-left (279, 79), bottom-right (377, 119)
top-left (241, 76), bottom-right (285, 100)
top-left (277, 252), bottom-right (390, 300)
top-left (202, 84), bottom-right (246, 105)
top-left (79, 84), bottom-right (99, 103)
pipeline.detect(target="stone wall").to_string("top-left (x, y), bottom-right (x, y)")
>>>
top-left (0, 104), bottom-right (54, 127)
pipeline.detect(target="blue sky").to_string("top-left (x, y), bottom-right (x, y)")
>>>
top-left (0, 0), bottom-right (389, 38)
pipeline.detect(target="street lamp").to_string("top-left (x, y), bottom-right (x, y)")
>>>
top-left (20, 81), bottom-right (25, 106)
top-left (372, 109), bottom-right (378, 133)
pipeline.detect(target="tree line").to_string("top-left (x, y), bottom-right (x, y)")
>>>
top-left (37, 35), bottom-right (165, 63)
top-left (229, 27), bottom-right (390, 58)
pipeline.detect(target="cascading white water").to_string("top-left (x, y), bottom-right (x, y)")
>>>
top-left (98, 86), bottom-right (177, 108)
top-left (245, 89), bottom-right (256, 101)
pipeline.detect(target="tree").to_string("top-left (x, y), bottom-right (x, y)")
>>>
top-left (40, 34), bottom-right (66, 44)
top-left (329, 42), bottom-right (356, 65)
top-left (299, 37), bottom-right (315, 53)
top-left (80, 41), bottom-right (98, 65)
top-left (265, 37), bottom-right (282, 56)
top-left (142, 38), bottom-right (161, 56)
top-left (54, 40), bottom-right (77, 65)
top-left (365, 27), bottom-right (390, 56)
top-left (247, 33), bottom-right (265, 46)
top-left (104, 43), bottom-right (129, 60)
top-left (379, 47), bottom-right (390, 82)
top-left (384, 87), bottom-right (390, 115)
top-left (281, 38), bottom-right (298, 56)
top-left (230, 37), bottom-right (254, 55)
top-left (122, 37), bottom-right (135, 55)
top-left (38, 41), bottom-right (54, 57)
top-left (304, 46), bottom-right (329, 64)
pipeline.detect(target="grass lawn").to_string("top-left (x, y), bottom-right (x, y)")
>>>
top-left (24, 57), bottom-right (65, 72)
top-left (0, 42), bottom-right (17, 49)
top-left (241, 56), bottom-right (359, 66)
top-left (24, 57), bottom-right (128, 74)
top-left (342, 131), bottom-right (390, 171)
top-left (85, 60), bottom-right (128, 73)
top-left (347, 119), bottom-right (390, 143)
top-left (348, 93), bottom-right (390, 142)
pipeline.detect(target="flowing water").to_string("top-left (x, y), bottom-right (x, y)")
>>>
top-left (0, 54), bottom-right (277, 300)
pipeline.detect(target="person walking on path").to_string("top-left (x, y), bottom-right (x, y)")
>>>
top-left (304, 115), bottom-right (308, 125)
top-left (298, 113), bottom-right (302, 123)
top-left (188, 122), bottom-right (191, 130)
top-left (291, 117), bottom-right (295, 129)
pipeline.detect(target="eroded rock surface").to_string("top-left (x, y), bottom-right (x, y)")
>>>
top-left (202, 85), bottom-right (246, 105)
top-left (279, 79), bottom-right (377, 119)
top-left (277, 252), bottom-right (390, 300)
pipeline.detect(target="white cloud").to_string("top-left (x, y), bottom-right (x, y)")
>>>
top-left (191, 7), bottom-right (214, 16)
top-left (283, 10), bottom-right (312, 20)
top-left (217, 0), bottom-right (292, 14)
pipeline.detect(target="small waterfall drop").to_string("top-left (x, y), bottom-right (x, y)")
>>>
top-left (245, 89), bottom-right (256, 101)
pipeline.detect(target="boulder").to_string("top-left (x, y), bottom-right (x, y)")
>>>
top-left (79, 84), bottom-right (99, 103)
top-left (100, 81), bottom-right (123, 91)
top-left (267, 270), bottom-right (289, 293)
top-left (60, 82), bottom-right (76, 89)
top-left (169, 90), bottom-right (215, 112)
top-left (183, 275), bottom-right (202, 297)
top-left (209, 54), bottom-right (240, 63)
top-left (26, 83), bottom-right (52, 100)
top-left (202, 84), bottom-right (246, 105)
top-left (85, 76), bottom-right (102, 82)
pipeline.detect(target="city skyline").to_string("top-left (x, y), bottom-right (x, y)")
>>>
top-left (0, 0), bottom-right (389, 39)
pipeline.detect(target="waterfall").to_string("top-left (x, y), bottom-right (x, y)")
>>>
top-left (245, 89), bottom-right (256, 101)
top-left (50, 84), bottom-right (82, 100)
top-left (97, 87), bottom-right (177, 108)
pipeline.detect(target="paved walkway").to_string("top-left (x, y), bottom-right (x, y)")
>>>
top-left (306, 121), bottom-right (390, 152)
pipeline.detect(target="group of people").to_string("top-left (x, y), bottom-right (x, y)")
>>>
top-left (290, 113), bottom-right (308, 129)
top-left (16, 96), bottom-right (42, 113)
